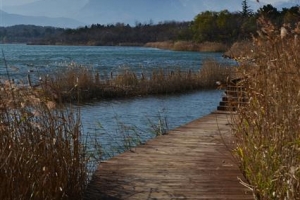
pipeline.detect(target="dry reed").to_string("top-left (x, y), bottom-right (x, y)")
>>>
top-left (0, 79), bottom-right (90, 199)
top-left (233, 17), bottom-right (300, 199)
top-left (39, 59), bottom-right (234, 103)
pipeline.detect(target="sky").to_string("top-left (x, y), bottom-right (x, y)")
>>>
top-left (0, 0), bottom-right (294, 7)
top-left (1, 0), bottom-right (37, 6)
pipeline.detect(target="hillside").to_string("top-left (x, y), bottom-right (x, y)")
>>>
top-left (0, 10), bottom-right (84, 28)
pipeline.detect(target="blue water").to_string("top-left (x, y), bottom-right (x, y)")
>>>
top-left (0, 44), bottom-right (233, 81)
top-left (0, 44), bottom-right (229, 160)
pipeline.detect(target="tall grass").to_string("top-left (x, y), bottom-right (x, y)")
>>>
top-left (233, 17), bottom-right (300, 199)
top-left (0, 79), bottom-right (90, 199)
top-left (39, 59), bottom-right (235, 103)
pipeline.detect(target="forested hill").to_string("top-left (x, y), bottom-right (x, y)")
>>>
top-left (0, 25), bottom-right (64, 44)
top-left (0, 4), bottom-right (299, 46)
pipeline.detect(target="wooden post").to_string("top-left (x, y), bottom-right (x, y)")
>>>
top-left (95, 72), bottom-right (100, 84)
top-left (27, 74), bottom-right (32, 87)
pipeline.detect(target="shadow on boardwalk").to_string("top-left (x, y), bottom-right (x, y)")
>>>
top-left (84, 112), bottom-right (253, 200)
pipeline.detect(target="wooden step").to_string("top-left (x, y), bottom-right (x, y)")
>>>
top-left (217, 105), bottom-right (236, 111)
top-left (222, 96), bottom-right (249, 102)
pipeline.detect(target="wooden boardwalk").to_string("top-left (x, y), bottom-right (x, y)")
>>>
top-left (84, 112), bottom-right (253, 200)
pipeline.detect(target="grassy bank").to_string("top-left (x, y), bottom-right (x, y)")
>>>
top-left (38, 59), bottom-right (235, 103)
top-left (233, 18), bottom-right (300, 199)
top-left (144, 41), bottom-right (228, 52)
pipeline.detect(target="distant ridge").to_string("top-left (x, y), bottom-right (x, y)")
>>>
top-left (0, 10), bottom-right (84, 28)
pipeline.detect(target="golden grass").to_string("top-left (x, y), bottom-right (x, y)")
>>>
top-left (232, 17), bottom-right (300, 199)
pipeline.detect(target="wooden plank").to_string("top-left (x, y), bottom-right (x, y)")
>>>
top-left (84, 113), bottom-right (253, 200)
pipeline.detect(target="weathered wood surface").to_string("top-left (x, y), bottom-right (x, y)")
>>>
top-left (84, 112), bottom-right (253, 200)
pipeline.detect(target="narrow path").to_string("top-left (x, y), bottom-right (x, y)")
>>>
top-left (84, 112), bottom-right (253, 199)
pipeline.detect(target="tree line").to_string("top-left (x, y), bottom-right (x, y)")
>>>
top-left (192, 2), bottom-right (300, 43)
top-left (57, 21), bottom-right (192, 46)
top-left (0, 3), bottom-right (299, 45)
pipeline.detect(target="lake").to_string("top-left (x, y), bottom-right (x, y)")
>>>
top-left (0, 44), bottom-right (233, 159)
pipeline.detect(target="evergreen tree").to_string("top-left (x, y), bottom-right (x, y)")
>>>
top-left (242, 0), bottom-right (253, 17)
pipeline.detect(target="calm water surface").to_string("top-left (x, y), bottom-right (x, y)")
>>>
top-left (0, 44), bottom-right (229, 159)
top-left (80, 90), bottom-right (222, 159)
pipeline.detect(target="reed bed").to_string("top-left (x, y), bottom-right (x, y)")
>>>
top-left (39, 59), bottom-right (234, 103)
top-left (233, 17), bottom-right (300, 199)
top-left (145, 41), bottom-right (227, 52)
top-left (0, 80), bottom-right (90, 199)
top-left (144, 41), bottom-right (175, 50)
